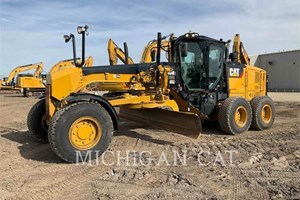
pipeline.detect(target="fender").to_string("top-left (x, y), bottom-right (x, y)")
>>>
top-left (65, 93), bottom-right (119, 130)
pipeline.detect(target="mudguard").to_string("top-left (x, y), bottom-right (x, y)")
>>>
top-left (65, 93), bottom-right (119, 130)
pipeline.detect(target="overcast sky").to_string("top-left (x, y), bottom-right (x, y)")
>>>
top-left (0, 0), bottom-right (299, 75)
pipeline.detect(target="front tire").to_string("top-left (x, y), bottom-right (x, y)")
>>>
top-left (250, 96), bottom-right (275, 130)
top-left (48, 102), bottom-right (114, 163)
top-left (219, 97), bottom-right (252, 135)
top-left (27, 99), bottom-right (48, 143)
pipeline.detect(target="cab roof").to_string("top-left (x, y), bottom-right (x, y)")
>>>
top-left (176, 32), bottom-right (226, 43)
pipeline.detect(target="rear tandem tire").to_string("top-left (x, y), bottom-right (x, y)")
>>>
top-left (219, 97), bottom-right (252, 135)
top-left (27, 99), bottom-right (48, 143)
top-left (48, 102), bottom-right (114, 163)
top-left (250, 96), bottom-right (275, 130)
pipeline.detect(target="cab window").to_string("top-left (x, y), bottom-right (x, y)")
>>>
top-left (180, 42), bottom-right (205, 90)
top-left (208, 45), bottom-right (223, 90)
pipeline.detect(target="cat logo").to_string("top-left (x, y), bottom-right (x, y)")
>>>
top-left (229, 68), bottom-right (240, 77)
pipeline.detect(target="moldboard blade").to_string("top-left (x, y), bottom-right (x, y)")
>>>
top-left (119, 108), bottom-right (202, 138)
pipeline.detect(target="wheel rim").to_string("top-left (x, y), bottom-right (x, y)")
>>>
top-left (69, 116), bottom-right (102, 150)
top-left (261, 104), bottom-right (272, 124)
top-left (234, 106), bottom-right (248, 128)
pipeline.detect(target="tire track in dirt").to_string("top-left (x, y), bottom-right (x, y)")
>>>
top-left (242, 168), bottom-right (269, 199)
top-left (239, 167), bottom-right (300, 199)
top-left (240, 167), bottom-right (300, 180)
top-left (92, 177), bottom-right (199, 200)
top-left (228, 166), bottom-right (270, 200)
top-left (90, 133), bottom-right (187, 199)
top-left (7, 165), bottom-right (111, 200)
top-left (106, 122), bottom-right (299, 198)
top-left (229, 167), bottom-right (242, 200)
top-left (92, 167), bottom-right (210, 200)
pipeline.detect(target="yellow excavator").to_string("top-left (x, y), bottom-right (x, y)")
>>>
top-left (0, 62), bottom-right (43, 87)
top-left (27, 25), bottom-right (275, 162)
top-left (0, 62), bottom-right (44, 93)
top-left (141, 36), bottom-right (171, 63)
top-left (108, 37), bottom-right (170, 65)
top-left (15, 62), bottom-right (46, 97)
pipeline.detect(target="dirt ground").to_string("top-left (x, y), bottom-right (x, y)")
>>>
top-left (0, 92), bottom-right (299, 200)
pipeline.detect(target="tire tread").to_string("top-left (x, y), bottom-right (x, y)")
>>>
top-left (48, 101), bottom-right (113, 163)
top-left (250, 96), bottom-right (275, 130)
top-left (219, 97), bottom-right (252, 135)
top-left (27, 99), bottom-right (48, 143)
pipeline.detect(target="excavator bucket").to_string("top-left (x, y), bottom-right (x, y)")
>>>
top-left (119, 108), bottom-right (202, 138)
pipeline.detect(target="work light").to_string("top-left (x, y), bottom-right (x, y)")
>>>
top-left (77, 25), bottom-right (88, 34)
top-left (64, 35), bottom-right (71, 43)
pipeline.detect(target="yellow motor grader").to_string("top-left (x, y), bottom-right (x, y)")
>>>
top-left (27, 25), bottom-right (275, 162)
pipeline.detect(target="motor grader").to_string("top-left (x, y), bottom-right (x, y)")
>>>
top-left (27, 25), bottom-right (275, 163)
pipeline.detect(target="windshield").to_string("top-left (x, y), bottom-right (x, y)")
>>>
top-left (208, 44), bottom-right (223, 90)
top-left (180, 42), bottom-right (205, 90)
top-left (177, 41), bottom-right (224, 91)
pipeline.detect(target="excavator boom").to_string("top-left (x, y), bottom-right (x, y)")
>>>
top-left (84, 56), bottom-right (94, 67)
top-left (33, 63), bottom-right (44, 78)
top-left (108, 39), bottom-right (134, 65)
top-left (233, 34), bottom-right (250, 65)
top-left (141, 39), bottom-right (171, 63)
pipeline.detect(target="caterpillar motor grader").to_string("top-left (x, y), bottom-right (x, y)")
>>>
top-left (27, 25), bottom-right (275, 162)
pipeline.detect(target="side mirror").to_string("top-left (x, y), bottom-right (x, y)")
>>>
top-left (151, 50), bottom-right (156, 62)
top-left (180, 43), bottom-right (188, 57)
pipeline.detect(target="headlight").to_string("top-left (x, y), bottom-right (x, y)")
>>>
top-left (77, 25), bottom-right (88, 34)
top-left (168, 70), bottom-right (176, 85)
top-left (64, 35), bottom-right (71, 43)
top-left (169, 80), bottom-right (176, 85)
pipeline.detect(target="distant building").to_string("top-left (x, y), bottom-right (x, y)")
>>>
top-left (250, 50), bottom-right (300, 92)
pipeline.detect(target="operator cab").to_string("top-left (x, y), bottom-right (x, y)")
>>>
top-left (171, 32), bottom-right (227, 115)
top-left (173, 32), bottom-right (226, 92)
